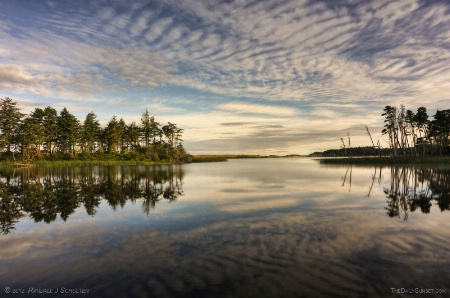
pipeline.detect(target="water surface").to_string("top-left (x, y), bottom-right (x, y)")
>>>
top-left (1, 158), bottom-right (449, 297)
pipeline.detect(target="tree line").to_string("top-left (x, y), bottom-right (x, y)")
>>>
top-left (318, 105), bottom-right (449, 158)
top-left (0, 97), bottom-right (191, 162)
top-left (381, 105), bottom-right (450, 157)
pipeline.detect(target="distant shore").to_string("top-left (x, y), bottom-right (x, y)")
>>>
top-left (191, 154), bottom-right (304, 163)
top-left (0, 154), bottom-right (303, 167)
top-left (4, 155), bottom-right (448, 167)
top-left (316, 156), bottom-right (450, 165)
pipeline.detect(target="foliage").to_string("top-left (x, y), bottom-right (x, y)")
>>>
top-left (380, 105), bottom-right (450, 157)
top-left (0, 97), bottom-right (191, 164)
top-left (317, 156), bottom-right (450, 166)
top-left (323, 104), bottom-right (449, 159)
top-left (0, 97), bottom-right (24, 154)
top-left (56, 107), bottom-right (80, 156)
top-left (81, 112), bottom-right (102, 155)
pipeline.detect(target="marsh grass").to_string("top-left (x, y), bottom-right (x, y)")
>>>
top-left (0, 159), bottom-right (168, 168)
top-left (0, 154), bottom-right (265, 167)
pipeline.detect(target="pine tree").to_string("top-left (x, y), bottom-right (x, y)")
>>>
top-left (82, 112), bottom-right (102, 155)
top-left (140, 109), bottom-right (153, 148)
top-left (42, 106), bottom-right (59, 155)
top-left (127, 122), bottom-right (140, 149)
top-left (56, 107), bottom-right (80, 156)
top-left (104, 116), bottom-right (120, 153)
top-left (430, 109), bottom-right (450, 155)
top-left (19, 108), bottom-right (46, 159)
top-left (414, 107), bottom-right (429, 156)
top-left (0, 97), bottom-right (24, 155)
top-left (118, 118), bottom-right (127, 153)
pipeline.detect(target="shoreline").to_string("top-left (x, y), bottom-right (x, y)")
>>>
top-left (2, 155), bottom-right (448, 167)
top-left (316, 156), bottom-right (450, 165)
top-left (0, 159), bottom-right (175, 168)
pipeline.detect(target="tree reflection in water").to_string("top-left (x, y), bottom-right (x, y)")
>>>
top-left (340, 164), bottom-right (450, 220)
top-left (384, 167), bottom-right (450, 221)
top-left (0, 165), bottom-right (184, 234)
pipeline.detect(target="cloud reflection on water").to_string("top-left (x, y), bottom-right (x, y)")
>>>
top-left (1, 210), bottom-right (450, 297)
top-left (1, 159), bottom-right (450, 297)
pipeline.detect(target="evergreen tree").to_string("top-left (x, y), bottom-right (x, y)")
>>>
top-left (414, 107), bottom-right (429, 156)
top-left (162, 122), bottom-right (183, 147)
top-left (0, 97), bottom-right (24, 154)
top-left (150, 116), bottom-right (160, 144)
top-left (118, 118), bottom-right (127, 153)
top-left (42, 106), bottom-right (59, 155)
top-left (405, 109), bottom-right (417, 157)
top-left (19, 108), bottom-right (46, 159)
top-left (127, 121), bottom-right (140, 149)
top-left (140, 109), bottom-right (153, 148)
top-left (430, 109), bottom-right (450, 155)
top-left (382, 106), bottom-right (398, 157)
top-left (56, 108), bottom-right (80, 156)
top-left (104, 116), bottom-right (120, 153)
top-left (82, 112), bottom-right (102, 155)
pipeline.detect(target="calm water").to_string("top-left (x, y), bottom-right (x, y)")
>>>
top-left (0, 158), bottom-right (449, 297)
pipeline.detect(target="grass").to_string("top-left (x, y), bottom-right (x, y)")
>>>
top-left (0, 159), bottom-right (172, 168)
top-left (316, 156), bottom-right (450, 166)
top-left (1, 154), bottom-right (264, 167)
top-left (0, 154), bottom-right (266, 167)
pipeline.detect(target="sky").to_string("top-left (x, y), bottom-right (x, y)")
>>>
top-left (1, 0), bottom-right (450, 155)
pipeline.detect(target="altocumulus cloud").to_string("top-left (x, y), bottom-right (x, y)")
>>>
top-left (217, 103), bottom-right (299, 116)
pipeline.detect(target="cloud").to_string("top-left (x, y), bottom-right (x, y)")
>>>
top-left (145, 103), bottom-right (182, 113)
top-left (220, 122), bottom-right (255, 126)
top-left (4, 0), bottom-right (450, 106)
top-left (0, 64), bottom-right (36, 85)
top-left (217, 102), bottom-right (299, 116)
top-left (0, 40), bottom-right (171, 99)
top-left (4, 0), bottom-right (450, 102)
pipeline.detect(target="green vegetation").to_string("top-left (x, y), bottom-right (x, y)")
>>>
top-left (380, 105), bottom-right (449, 157)
top-left (313, 104), bottom-right (449, 163)
top-left (0, 159), bottom-right (171, 168)
top-left (310, 146), bottom-right (391, 157)
top-left (0, 97), bottom-right (191, 165)
top-left (318, 156), bottom-right (450, 166)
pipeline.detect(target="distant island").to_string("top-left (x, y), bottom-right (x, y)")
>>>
top-left (0, 97), bottom-right (191, 165)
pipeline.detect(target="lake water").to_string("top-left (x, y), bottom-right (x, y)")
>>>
top-left (0, 158), bottom-right (449, 297)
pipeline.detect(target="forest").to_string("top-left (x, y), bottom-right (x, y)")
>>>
top-left (0, 97), bottom-right (191, 163)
